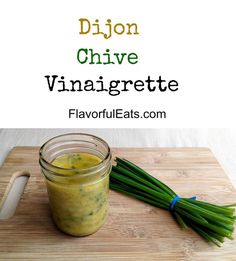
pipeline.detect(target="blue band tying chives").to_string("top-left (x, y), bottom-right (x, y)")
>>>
top-left (170, 196), bottom-right (197, 210)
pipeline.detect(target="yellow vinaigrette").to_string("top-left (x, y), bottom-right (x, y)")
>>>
top-left (52, 152), bottom-right (102, 170)
top-left (46, 153), bottom-right (109, 236)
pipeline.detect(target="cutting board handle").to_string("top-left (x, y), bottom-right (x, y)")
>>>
top-left (0, 171), bottom-right (30, 220)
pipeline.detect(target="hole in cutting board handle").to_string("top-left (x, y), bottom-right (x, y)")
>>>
top-left (0, 171), bottom-right (30, 220)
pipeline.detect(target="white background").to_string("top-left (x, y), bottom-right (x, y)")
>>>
top-left (1, 0), bottom-right (236, 127)
top-left (0, 128), bottom-right (236, 189)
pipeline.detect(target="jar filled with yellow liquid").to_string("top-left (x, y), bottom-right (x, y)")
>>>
top-left (39, 133), bottom-right (111, 236)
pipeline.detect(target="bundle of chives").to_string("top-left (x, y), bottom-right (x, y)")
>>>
top-left (110, 157), bottom-right (236, 247)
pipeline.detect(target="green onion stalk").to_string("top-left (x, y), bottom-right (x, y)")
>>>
top-left (110, 157), bottom-right (236, 247)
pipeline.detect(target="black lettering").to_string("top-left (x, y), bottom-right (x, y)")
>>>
top-left (169, 80), bottom-right (179, 91)
top-left (45, 75), bottom-right (58, 91)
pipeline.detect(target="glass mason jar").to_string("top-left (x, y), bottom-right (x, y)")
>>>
top-left (39, 133), bottom-right (111, 236)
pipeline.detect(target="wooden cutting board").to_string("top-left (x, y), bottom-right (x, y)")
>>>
top-left (0, 147), bottom-right (236, 261)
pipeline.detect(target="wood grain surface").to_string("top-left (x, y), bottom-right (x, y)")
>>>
top-left (0, 147), bottom-right (236, 261)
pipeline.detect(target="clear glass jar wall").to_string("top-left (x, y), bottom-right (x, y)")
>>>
top-left (39, 133), bottom-right (111, 236)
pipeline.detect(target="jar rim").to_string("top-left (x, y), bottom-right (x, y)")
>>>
top-left (39, 133), bottom-right (111, 174)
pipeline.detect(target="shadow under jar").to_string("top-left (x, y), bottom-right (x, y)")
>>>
top-left (39, 133), bottom-right (111, 236)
